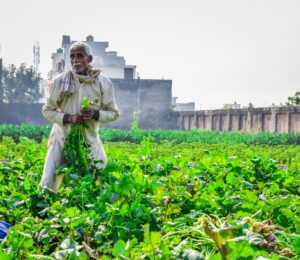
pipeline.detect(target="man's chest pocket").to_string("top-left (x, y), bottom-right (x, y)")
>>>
top-left (85, 79), bottom-right (103, 109)
top-left (89, 97), bottom-right (102, 110)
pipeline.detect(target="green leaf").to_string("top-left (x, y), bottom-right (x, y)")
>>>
top-left (81, 97), bottom-right (91, 109)
top-left (112, 239), bottom-right (127, 257)
top-left (23, 177), bottom-right (31, 190)
top-left (226, 240), bottom-right (255, 258)
top-left (60, 237), bottom-right (77, 250)
top-left (292, 236), bottom-right (300, 254)
top-left (150, 232), bottom-right (161, 246)
top-left (53, 249), bottom-right (78, 259)
top-left (0, 251), bottom-right (14, 260)
top-left (1, 166), bottom-right (13, 172)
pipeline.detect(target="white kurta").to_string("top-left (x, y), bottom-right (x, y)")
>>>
top-left (40, 71), bottom-right (120, 190)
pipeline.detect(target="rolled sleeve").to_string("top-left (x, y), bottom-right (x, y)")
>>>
top-left (42, 79), bottom-right (66, 126)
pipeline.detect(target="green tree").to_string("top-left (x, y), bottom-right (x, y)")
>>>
top-left (2, 63), bottom-right (42, 103)
top-left (286, 91), bottom-right (300, 106)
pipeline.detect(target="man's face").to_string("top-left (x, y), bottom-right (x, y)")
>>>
top-left (70, 47), bottom-right (92, 74)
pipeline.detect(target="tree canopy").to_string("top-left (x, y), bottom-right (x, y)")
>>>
top-left (2, 63), bottom-right (42, 103)
top-left (286, 91), bottom-right (300, 106)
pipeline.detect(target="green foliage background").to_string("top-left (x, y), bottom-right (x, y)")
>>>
top-left (0, 124), bottom-right (300, 145)
top-left (286, 91), bottom-right (300, 106)
top-left (2, 64), bottom-right (42, 103)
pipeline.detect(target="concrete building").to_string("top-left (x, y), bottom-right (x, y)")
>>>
top-left (223, 101), bottom-right (241, 109)
top-left (49, 35), bottom-right (136, 80)
top-left (46, 35), bottom-right (174, 129)
top-left (1, 35), bottom-right (298, 132)
top-left (172, 97), bottom-right (195, 111)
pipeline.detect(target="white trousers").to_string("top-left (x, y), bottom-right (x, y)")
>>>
top-left (40, 136), bottom-right (64, 191)
top-left (40, 131), bottom-right (108, 191)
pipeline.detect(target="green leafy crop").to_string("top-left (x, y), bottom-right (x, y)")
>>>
top-left (62, 97), bottom-right (94, 179)
top-left (81, 96), bottom-right (91, 109)
top-left (0, 129), bottom-right (299, 259)
top-left (1, 124), bottom-right (300, 145)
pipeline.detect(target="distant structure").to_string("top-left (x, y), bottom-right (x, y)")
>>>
top-left (46, 35), bottom-right (174, 129)
top-left (223, 101), bottom-right (241, 109)
top-left (49, 35), bottom-right (136, 80)
top-left (172, 97), bottom-right (195, 111)
top-left (1, 36), bottom-right (298, 132)
top-left (176, 106), bottom-right (300, 132)
top-left (33, 42), bottom-right (40, 75)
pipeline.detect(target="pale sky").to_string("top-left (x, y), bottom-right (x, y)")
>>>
top-left (0, 0), bottom-right (299, 109)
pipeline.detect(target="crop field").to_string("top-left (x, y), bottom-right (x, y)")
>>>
top-left (0, 125), bottom-right (299, 259)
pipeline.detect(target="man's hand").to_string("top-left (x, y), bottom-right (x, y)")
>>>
top-left (68, 114), bottom-right (84, 124)
top-left (80, 109), bottom-right (94, 120)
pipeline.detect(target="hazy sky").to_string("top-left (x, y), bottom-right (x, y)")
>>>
top-left (0, 0), bottom-right (299, 109)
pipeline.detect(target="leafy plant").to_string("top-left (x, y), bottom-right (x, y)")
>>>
top-left (0, 131), bottom-right (299, 258)
top-left (1, 124), bottom-right (300, 145)
top-left (60, 97), bottom-right (97, 182)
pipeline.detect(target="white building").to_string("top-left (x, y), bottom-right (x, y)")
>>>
top-left (223, 101), bottom-right (241, 109)
top-left (49, 35), bottom-right (136, 80)
top-left (172, 97), bottom-right (195, 111)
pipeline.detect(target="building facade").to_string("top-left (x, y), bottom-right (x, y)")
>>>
top-left (46, 35), bottom-right (174, 129)
top-left (49, 35), bottom-right (136, 80)
top-left (171, 97), bottom-right (195, 111)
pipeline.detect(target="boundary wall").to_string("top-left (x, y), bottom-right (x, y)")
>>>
top-left (176, 106), bottom-right (300, 133)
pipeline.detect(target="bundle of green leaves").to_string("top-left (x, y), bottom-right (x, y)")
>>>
top-left (62, 97), bottom-right (94, 180)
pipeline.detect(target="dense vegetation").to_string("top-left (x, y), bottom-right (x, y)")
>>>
top-left (0, 125), bottom-right (299, 259)
top-left (286, 91), bottom-right (300, 106)
top-left (2, 64), bottom-right (42, 103)
top-left (0, 124), bottom-right (300, 145)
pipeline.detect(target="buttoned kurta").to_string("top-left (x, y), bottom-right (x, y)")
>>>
top-left (40, 71), bottom-right (120, 190)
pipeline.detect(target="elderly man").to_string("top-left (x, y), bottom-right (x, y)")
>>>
top-left (40, 41), bottom-right (120, 191)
